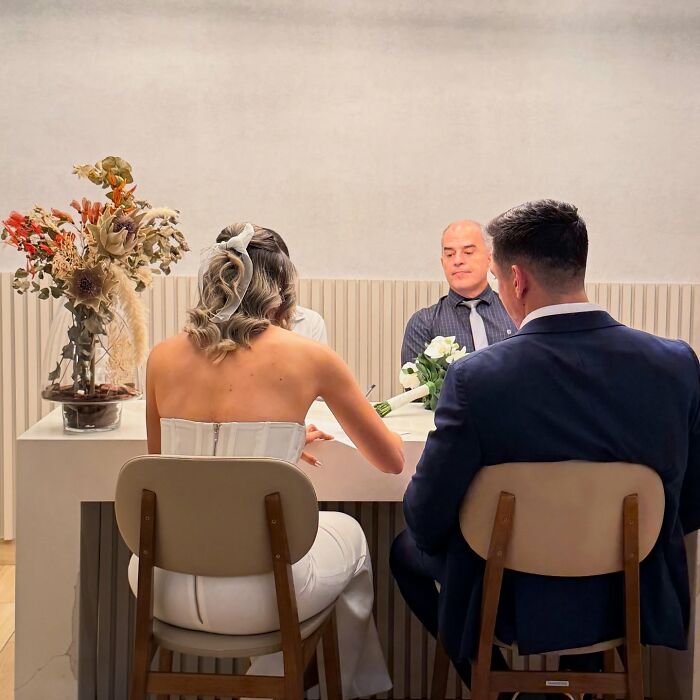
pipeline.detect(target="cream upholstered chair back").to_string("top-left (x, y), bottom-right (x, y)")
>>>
top-left (459, 461), bottom-right (665, 576)
top-left (115, 455), bottom-right (319, 577)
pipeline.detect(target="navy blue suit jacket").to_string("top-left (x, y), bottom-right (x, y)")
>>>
top-left (403, 310), bottom-right (700, 663)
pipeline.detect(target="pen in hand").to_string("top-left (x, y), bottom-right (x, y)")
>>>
top-left (365, 383), bottom-right (376, 399)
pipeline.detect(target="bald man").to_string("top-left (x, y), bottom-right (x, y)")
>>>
top-left (401, 221), bottom-right (516, 364)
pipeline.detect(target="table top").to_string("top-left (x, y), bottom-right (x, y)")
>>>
top-left (19, 399), bottom-right (436, 445)
top-left (18, 400), bottom-right (436, 502)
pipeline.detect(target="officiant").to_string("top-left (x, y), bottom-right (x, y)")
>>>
top-left (401, 220), bottom-right (516, 364)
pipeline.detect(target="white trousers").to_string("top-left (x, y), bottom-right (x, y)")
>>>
top-left (128, 511), bottom-right (391, 698)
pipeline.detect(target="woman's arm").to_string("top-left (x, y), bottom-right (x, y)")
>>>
top-left (145, 352), bottom-right (162, 454)
top-left (317, 348), bottom-right (404, 474)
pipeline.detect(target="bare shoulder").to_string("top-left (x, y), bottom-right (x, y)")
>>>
top-left (264, 325), bottom-right (332, 355)
top-left (148, 333), bottom-right (194, 367)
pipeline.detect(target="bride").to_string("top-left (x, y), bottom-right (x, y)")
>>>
top-left (128, 222), bottom-right (404, 698)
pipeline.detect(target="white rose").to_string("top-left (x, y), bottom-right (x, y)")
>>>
top-left (424, 336), bottom-right (444, 358)
top-left (446, 347), bottom-right (468, 364)
top-left (425, 335), bottom-right (453, 359)
top-left (399, 362), bottom-right (421, 389)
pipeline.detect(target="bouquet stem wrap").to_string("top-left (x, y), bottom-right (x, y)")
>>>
top-left (375, 384), bottom-right (429, 417)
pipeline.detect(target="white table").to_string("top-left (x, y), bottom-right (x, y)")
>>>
top-left (14, 400), bottom-right (434, 700)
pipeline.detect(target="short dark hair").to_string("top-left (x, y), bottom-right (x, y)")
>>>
top-left (486, 199), bottom-right (588, 289)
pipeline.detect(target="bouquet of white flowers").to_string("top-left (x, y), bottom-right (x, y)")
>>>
top-left (374, 336), bottom-right (468, 417)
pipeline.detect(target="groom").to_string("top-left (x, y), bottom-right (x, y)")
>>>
top-left (391, 199), bottom-right (700, 694)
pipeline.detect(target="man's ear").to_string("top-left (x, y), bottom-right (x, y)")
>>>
top-left (512, 264), bottom-right (527, 300)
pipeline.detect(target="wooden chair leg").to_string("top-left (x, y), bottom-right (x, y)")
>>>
top-left (156, 647), bottom-right (173, 700)
top-left (430, 637), bottom-right (450, 700)
top-left (602, 647), bottom-right (616, 700)
top-left (267, 493), bottom-right (305, 700)
top-left (626, 642), bottom-right (644, 700)
top-left (623, 495), bottom-right (644, 700)
top-left (129, 645), bottom-right (150, 700)
top-left (321, 610), bottom-right (343, 700)
top-left (304, 648), bottom-right (320, 690)
top-left (130, 490), bottom-right (157, 700)
top-left (472, 493), bottom-right (515, 700)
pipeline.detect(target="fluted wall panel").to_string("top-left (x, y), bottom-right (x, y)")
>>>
top-left (2, 275), bottom-right (700, 540)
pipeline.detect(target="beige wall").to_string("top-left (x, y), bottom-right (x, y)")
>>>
top-left (1, 1), bottom-right (699, 282)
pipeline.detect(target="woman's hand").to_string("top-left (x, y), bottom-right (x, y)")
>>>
top-left (305, 423), bottom-right (334, 445)
top-left (301, 423), bottom-right (334, 467)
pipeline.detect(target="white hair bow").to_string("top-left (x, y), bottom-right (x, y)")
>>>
top-left (198, 222), bottom-right (255, 323)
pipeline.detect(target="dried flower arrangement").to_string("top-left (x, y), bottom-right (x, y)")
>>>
top-left (2, 156), bottom-right (189, 430)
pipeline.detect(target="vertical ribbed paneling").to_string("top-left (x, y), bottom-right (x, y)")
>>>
top-left (3, 277), bottom-right (700, 538)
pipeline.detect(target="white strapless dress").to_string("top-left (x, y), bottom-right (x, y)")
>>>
top-left (128, 418), bottom-right (391, 698)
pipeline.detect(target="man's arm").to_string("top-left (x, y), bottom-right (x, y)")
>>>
top-left (401, 310), bottom-right (431, 365)
top-left (680, 344), bottom-right (700, 534)
top-left (403, 362), bottom-right (482, 553)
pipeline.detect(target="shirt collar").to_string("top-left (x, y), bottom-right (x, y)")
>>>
top-left (293, 307), bottom-right (306, 322)
top-left (520, 302), bottom-right (605, 328)
top-left (448, 284), bottom-right (495, 308)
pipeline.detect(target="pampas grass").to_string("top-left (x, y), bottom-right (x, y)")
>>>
top-left (107, 265), bottom-right (148, 381)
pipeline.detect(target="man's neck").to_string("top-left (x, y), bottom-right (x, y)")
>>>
top-left (450, 282), bottom-right (489, 300)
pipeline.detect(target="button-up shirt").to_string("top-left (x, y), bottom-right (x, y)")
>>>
top-left (292, 306), bottom-right (328, 344)
top-left (401, 285), bottom-right (517, 364)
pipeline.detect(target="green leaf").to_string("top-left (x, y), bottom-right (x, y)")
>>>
top-left (83, 316), bottom-right (104, 335)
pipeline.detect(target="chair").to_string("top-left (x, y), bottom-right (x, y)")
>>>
top-left (429, 461), bottom-right (665, 700)
top-left (115, 455), bottom-right (343, 700)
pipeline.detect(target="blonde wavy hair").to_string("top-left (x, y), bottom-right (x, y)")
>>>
top-left (184, 223), bottom-right (297, 362)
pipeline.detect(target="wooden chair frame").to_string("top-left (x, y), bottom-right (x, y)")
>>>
top-left (129, 489), bottom-right (342, 700)
top-left (431, 492), bottom-right (645, 700)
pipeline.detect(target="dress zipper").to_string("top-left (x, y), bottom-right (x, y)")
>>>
top-left (213, 422), bottom-right (220, 455)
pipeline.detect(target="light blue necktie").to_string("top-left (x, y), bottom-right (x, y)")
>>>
top-left (464, 299), bottom-right (488, 350)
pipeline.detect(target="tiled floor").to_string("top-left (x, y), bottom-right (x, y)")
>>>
top-left (0, 540), bottom-right (15, 699)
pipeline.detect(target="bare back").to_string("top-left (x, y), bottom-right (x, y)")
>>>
top-left (146, 326), bottom-right (404, 473)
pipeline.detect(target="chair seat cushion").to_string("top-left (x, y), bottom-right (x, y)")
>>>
top-left (153, 603), bottom-right (334, 658)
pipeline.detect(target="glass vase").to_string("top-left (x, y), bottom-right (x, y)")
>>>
top-left (42, 304), bottom-right (142, 432)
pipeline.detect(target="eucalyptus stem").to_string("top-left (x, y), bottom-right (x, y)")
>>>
top-left (89, 335), bottom-right (96, 396)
